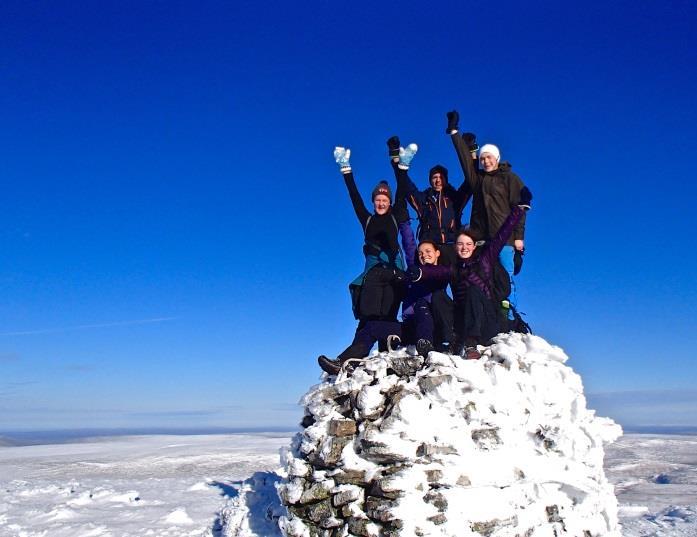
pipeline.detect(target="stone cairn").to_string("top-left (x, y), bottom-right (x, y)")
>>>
top-left (277, 333), bottom-right (622, 537)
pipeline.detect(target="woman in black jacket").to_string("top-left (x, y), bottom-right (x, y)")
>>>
top-left (318, 146), bottom-right (413, 375)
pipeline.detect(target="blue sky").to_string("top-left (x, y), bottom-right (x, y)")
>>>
top-left (1, 0), bottom-right (696, 432)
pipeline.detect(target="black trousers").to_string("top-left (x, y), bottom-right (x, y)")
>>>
top-left (402, 290), bottom-right (454, 350)
top-left (431, 289), bottom-right (455, 349)
top-left (337, 320), bottom-right (402, 362)
top-left (454, 286), bottom-right (500, 346)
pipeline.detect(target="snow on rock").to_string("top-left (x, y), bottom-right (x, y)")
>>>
top-left (161, 507), bottom-right (194, 524)
top-left (277, 332), bottom-right (623, 536)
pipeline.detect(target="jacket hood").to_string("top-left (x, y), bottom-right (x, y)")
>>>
top-left (484, 161), bottom-right (513, 175)
top-left (428, 164), bottom-right (449, 187)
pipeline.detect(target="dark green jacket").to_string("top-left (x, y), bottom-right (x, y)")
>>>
top-left (451, 134), bottom-right (526, 245)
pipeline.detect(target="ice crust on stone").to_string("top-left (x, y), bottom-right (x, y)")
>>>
top-left (277, 332), bottom-right (623, 536)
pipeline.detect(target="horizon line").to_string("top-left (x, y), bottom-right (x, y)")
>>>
top-left (0, 317), bottom-right (178, 337)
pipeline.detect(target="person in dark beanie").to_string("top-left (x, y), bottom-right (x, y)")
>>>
top-left (388, 144), bottom-right (454, 355)
top-left (387, 136), bottom-right (471, 268)
top-left (450, 187), bottom-right (532, 359)
top-left (318, 146), bottom-right (413, 375)
top-left (445, 110), bottom-right (527, 320)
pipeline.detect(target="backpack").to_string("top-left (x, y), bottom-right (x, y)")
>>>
top-left (349, 265), bottom-right (404, 321)
top-left (488, 259), bottom-right (512, 306)
top-left (475, 257), bottom-right (532, 335)
top-left (506, 304), bottom-right (532, 334)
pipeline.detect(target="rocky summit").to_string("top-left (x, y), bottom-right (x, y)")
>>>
top-left (277, 333), bottom-right (622, 537)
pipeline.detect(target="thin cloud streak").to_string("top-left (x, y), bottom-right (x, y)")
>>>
top-left (0, 317), bottom-right (178, 337)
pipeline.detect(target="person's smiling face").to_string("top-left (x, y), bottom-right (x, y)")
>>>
top-left (456, 233), bottom-right (476, 259)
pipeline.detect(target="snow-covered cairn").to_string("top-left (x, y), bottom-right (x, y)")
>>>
top-left (277, 333), bottom-right (622, 537)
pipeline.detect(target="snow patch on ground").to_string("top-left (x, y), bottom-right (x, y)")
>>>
top-left (161, 507), bottom-right (194, 524)
top-left (0, 433), bottom-right (289, 537)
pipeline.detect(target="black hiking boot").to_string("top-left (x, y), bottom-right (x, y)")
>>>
top-left (416, 339), bottom-right (434, 357)
top-left (449, 340), bottom-right (464, 357)
top-left (318, 355), bottom-right (342, 375)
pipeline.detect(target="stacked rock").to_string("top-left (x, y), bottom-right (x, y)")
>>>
top-left (277, 333), bottom-right (622, 537)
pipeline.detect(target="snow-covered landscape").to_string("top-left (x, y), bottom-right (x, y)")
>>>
top-left (3, 334), bottom-right (697, 537)
top-left (1, 431), bottom-right (696, 536)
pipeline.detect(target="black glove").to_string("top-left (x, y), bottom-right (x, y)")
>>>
top-left (462, 132), bottom-right (479, 152)
top-left (513, 249), bottom-right (524, 276)
top-left (386, 136), bottom-right (401, 159)
top-left (406, 266), bottom-right (422, 282)
top-left (517, 186), bottom-right (532, 209)
top-left (446, 110), bottom-right (459, 133)
top-left (392, 268), bottom-right (408, 285)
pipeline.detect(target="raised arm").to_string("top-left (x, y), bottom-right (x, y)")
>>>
top-left (334, 146), bottom-right (370, 228)
top-left (446, 110), bottom-right (482, 192)
top-left (387, 135), bottom-right (425, 219)
top-left (388, 137), bottom-right (418, 265)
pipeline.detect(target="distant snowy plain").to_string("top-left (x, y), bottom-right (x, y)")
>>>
top-left (0, 432), bottom-right (695, 536)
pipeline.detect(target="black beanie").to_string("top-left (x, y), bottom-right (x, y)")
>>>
top-left (429, 164), bottom-right (448, 183)
top-left (372, 180), bottom-right (392, 201)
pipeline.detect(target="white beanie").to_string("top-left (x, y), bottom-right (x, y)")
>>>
top-left (479, 143), bottom-right (500, 162)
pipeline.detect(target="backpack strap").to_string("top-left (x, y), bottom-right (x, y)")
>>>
top-left (363, 214), bottom-right (406, 270)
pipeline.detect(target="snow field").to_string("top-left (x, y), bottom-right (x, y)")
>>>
top-left (0, 434), bottom-right (288, 537)
top-left (1, 432), bottom-right (696, 536)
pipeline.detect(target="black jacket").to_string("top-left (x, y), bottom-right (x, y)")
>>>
top-left (343, 171), bottom-right (401, 259)
top-left (395, 164), bottom-right (471, 245)
top-left (451, 134), bottom-right (526, 245)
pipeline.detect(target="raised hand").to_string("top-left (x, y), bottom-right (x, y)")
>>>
top-left (398, 143), bottom-right (418, 170)
top-left (446, 110), bottom-right (459, 134)
top-left (333, 146), bottom-right (352, 173)
top-left (462, 132), bottom-right (479, 152)
top-left (386, 136), bottom-right (401, 160)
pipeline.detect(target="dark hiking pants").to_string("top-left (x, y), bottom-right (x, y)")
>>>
top-left (403, 290), bottom-right (453, 350)
top-left (337, 320), bottom-right (402, 362)
top-left (454, 286), bottom-right (500, 345)
top-left (431, 289), bottom-right (454, 350)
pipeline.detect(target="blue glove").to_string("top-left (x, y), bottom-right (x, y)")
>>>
top-left (398, 143), bottom-right (418, 170)
top-left (333, 146), bottom-right (352, 173)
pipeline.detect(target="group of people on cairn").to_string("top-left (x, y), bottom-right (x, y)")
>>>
top-left (318, 111), bottom-right (533, 375)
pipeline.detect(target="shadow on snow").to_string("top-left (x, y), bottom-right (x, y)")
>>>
top-left (212, 471), bottom-right (285, 536)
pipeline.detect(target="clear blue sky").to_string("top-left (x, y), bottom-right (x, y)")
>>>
top-left (1, 0), bottom-right (696, 432)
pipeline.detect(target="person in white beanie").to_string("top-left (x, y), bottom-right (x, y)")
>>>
top-left (445, 110), bottom-right (528, 322)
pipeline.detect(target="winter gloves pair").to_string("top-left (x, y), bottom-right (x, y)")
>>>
top-left (386, 136), bottom-right (418, 170)
top-left (446, 110), bottom-right (478, 152)
top-left (334, 137), bottom-right (418, 174)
